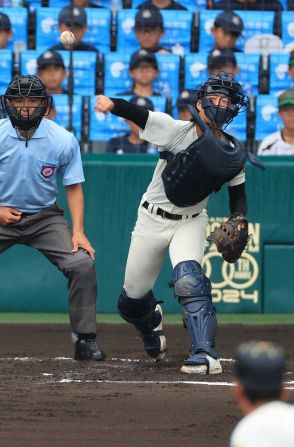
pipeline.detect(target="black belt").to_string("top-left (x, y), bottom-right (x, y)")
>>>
top-left (142, 201), bottom-right (199, 220)
top-left (21, 212), bottom-right (38, 218)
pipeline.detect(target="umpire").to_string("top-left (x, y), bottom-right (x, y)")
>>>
top-left (231, 340), bottom-right (294, 447)
top-left (0, 75), bottom-right (105, 361)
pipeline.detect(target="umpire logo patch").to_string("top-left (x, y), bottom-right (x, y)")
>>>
top-left (41, 165), bottom-right (55, 178)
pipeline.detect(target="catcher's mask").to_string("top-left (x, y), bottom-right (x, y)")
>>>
top-left (1, 75), bottom-right (52, 140)
top-left (195, 72), bottom-right (247, 128)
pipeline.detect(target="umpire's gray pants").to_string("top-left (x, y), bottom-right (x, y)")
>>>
top-left (0, 204), bottom-right (97, 334)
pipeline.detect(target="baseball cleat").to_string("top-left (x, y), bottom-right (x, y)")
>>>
top-left (74, 338), bottom-right (106, 361)
top-left (141, 304), bottom-right (167, 361)
top-left (180, 354), bottom-right (222, 375)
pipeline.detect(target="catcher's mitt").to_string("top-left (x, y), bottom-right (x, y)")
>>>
top-left (206, 215), bottom-right (250, 263)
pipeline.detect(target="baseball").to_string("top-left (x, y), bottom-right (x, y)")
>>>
top-left (60, 31), bottom-right (75, 48)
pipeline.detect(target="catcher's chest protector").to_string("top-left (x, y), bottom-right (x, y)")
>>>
top-left (161, 112), bottom-right (246, 207)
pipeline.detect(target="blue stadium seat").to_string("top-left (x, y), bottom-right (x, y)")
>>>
top-left (89, 95), bottom-right (167, 141)
top-left (281, 12), bottom-right (294, 51)
top-left (255, 95), bottom-right (283, 141)
top-left (116, 9), bottom-right (193, 54)
top-left (199, 10), bottom-right (275, 53)
top-left (0, 49), bottom-right (12, 95)
top-left (52, 94), bottom-right (83, 140)
top-left (269, 53), bottom-right (293, 94)
top-left (184, 52), bottom-right (260, 95)
top-left (131, 0), bottom-right (207, 10)
top-left (20, 50), bottom-right (97, 96)
top-left (226, 110), bottom-right (247, 142)
top-left (0, 7), bottom-right (27, 51)
top-left (103, 52), bottom-right (180, 99)
top-left (184, 52), bottom-right (207, 90)
top-left (36, 7), bottom-right (111, 53)
top-left (49, 0), bottom-right (122, 8)
top-left (235, 53), bottom-right (260, 96)
top-left (213, 0), bottom-right (287, 7)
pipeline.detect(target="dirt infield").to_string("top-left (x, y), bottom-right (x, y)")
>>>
top-left (0, 323), bottom-right (293, 447)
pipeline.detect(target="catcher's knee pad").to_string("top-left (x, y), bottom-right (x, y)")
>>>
top-left (172, 260), bottom-right (218, 359)
top-left (117, 288), bottom-right (162, 333)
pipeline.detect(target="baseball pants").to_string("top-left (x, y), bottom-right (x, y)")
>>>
top-left (123, 203), bottom-right (208, 298)
top-left (0, 204), bottom-right (97, 334)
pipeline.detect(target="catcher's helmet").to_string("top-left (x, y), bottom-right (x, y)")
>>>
top-left (195, 72), bottom-right (247, 128)
top-left (1, 75), bottom-right (51, 139)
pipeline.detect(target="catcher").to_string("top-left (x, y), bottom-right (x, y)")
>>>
top-left (95, 73), bottom-right (263, 375)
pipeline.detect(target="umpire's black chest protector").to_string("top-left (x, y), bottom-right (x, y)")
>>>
top-left (161, 112), bottom-right (247, 207)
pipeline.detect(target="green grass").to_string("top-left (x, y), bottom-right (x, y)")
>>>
top-left (0, 313), bottom-right (294, 324)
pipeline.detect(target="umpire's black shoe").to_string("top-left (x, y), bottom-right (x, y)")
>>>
top-left (74, 337), bottom-right (106, 361)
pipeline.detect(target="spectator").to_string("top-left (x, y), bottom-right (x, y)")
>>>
top-left (288, 51), bottom-right (294, 84)
top-left (207, 48), bottom-right (239, 76)
top-left (49, 6), bottom-right (98, 53)
top-left (209, 0), bottom-right (284, 11)
top-left (118, 49), bottom-right (161, 97)
top-left (0, 12), bottom-right (12, 50)
top-left (257, 88), bottom-right (294, 156)
top-left (138, 0), bottom-right (187, 10)
top-left (230, 340), bottom-right (294, 447)
top-left (107, 96), bottom-right (157, 154)
top-left (176, 90), bottom-right (194, 120)
top-left (37, 51), bottom-right (68, 95)
top-left (134, 8), bottom-right (170, 54)
top-left (211, 11), bottom-right (244, 53)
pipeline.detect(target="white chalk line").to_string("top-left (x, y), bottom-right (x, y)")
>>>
top-left (0, 356), bottom-right (234, 363)
top-left (41, 378), bottom-right (294, 390)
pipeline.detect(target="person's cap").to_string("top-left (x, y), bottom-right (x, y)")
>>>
top-left (177, 90), bottom-right (195, 108)
top-left (135, 7), bottom-right (163, 30)
top-left (288, 50), bottom-right (294, 67)
top-left (129, 95), bottom-right (154, 111)
top-left (37, 51), bottom-right (65, 70)
top-left (234, 341), bottom-right (286, 393)
top-left (58, 6), bottom-right (87, 27)
top-left (208, 48), bottom-right (237, 70)
top-left (214, 11), bottom-right (244, 36)
top-left (129, 49), bottom-right (158, 70)
top-left (0, 12), bottom-right (11, 31)
top-left (278, 88), bottom-right (294, 108)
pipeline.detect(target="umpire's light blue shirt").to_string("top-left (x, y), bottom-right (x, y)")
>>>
top-left (0, 118), bottom-right (85, 212)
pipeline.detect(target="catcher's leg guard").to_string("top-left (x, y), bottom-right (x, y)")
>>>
top-left (118, 289), bottom-right (166, 360)
top-left (172, 260), bottom-right (220, 371)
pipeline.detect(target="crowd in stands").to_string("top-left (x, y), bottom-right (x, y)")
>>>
top-left (0, 0), bottom-right (294, 154)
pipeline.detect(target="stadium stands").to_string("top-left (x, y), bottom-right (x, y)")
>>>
top-left (0, 49), bottom-right (13, 95)
top-left (36, 7), bottom-right (111, 53)
top-left (255, 94), bottom-right (283, 141)
top-left (0, 3), bottom-right (293, 151)
top-left (116, 9), bottom-right (193, 54)
top-left (103, 52), bottom-right (180, 99)
top-left (89, 95), bottom-right (167, 142)
top-left (0, 7), bottom-right (28, 52)
top-left (20, 49), bottom-right (98, 96)
top-left (198, 10), bottom-right (275, 52)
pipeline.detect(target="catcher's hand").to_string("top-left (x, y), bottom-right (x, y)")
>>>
top-left (206, 214), bottom-right (250, 263)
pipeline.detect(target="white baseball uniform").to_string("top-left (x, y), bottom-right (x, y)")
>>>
top-left (258, 131), bottom-right (294, 155)
top-left (123, 111), bottom-right (245, 298)
top-left (230, 401), bottom-right (294, 447)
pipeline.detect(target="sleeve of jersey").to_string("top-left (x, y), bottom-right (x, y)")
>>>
top-left (60, 134), bottom-right (85, 186)
top-left (227, 167), bottom-right (245, 187)
top-left (139, 111), bottom-right (184, 148)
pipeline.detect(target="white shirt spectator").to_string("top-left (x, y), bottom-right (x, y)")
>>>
top-left (257, 131), bottom-right (294, 155)
top-left (230, 401), bottom-right (294, 447)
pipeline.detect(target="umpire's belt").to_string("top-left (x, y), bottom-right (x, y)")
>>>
top-left (142, 201), bottom-right (199, 221)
